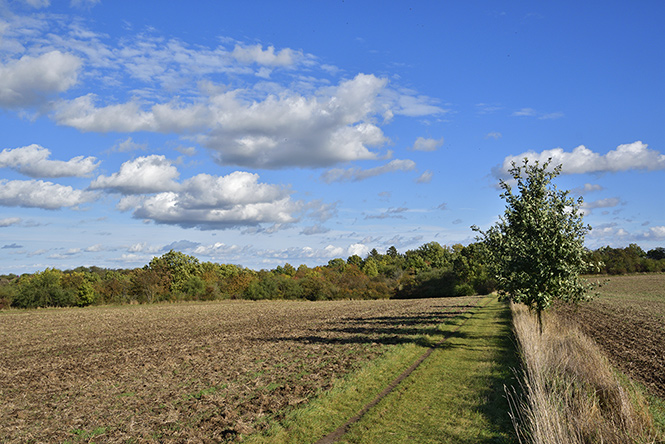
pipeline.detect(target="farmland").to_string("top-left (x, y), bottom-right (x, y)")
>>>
top-left (556, 273), bottom-right (665, 398)
top-left (0, 296), bottom-right (483, 442)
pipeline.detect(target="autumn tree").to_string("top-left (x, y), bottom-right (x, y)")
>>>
top-left (473, 159), bottom-right (595, 331)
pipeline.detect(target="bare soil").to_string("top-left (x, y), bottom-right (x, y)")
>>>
top-left (0, 296), bottom-right (478, 443)
top-left (555, 274), bottom-right (665, 399)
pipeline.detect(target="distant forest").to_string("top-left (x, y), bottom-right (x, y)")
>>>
top-left (1, 243), bottom-right (664, 309)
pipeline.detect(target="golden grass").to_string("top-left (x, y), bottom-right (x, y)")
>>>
top-left (509, 302), bottom-right (662, 444)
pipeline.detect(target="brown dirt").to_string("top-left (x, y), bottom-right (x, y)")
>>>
top-left (555, 275), bottom-right (665, 399)
top-left (0, 296), bottom-right (478, 443)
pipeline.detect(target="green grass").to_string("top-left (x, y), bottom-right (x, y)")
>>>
top-left (245, 296), bottom-right (518, 444)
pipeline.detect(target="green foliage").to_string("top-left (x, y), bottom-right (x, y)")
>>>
top-left (590, 244), bottom-right (665, 274)
top-left (361, 257), bottom-right (379, 277)
top-left (148, 250), bottom-right (202, 295)
top-left (13, 268), bottom-right (75, 308)
top-left (474, 159), bottom-right (594, 320)
top-left (5, 236), bottom-right (659, 309)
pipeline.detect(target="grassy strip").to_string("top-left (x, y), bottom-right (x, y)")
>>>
top-left (338, 296), bottom-right (517, 443)
top-left (510, 303), bottom-right (663, 444)
top-left (246, 295), bottom-right (518, 443)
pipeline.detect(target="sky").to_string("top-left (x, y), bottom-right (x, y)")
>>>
top-left (0, 0), bottom-right (663, 274)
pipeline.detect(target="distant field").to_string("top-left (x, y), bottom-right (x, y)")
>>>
top-left (556, 273), bottom-right (665, 398)
top-left (0, 297), bottom-right (479, 442)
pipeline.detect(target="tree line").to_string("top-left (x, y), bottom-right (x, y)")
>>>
top-left (0, 241), bottom-right (663, 310)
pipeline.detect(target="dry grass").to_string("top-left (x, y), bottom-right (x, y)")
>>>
top-left (509, 302), bottom-right (662, 444)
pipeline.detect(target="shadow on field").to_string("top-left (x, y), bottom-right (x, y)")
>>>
top-left (255, 309), bottom-right (475, 347)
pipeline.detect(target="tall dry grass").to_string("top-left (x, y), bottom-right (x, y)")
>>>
top-left (509, 302), bottom-right (662, 444)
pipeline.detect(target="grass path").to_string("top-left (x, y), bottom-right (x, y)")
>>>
top-left (248, 296), bottom-right (518, 444)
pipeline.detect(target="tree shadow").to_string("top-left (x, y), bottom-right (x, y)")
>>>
top-left (254, 309), bottom-right (475, 347)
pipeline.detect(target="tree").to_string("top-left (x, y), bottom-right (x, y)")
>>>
top-left (148, 250), bottom-right (201, 295)
top-left (473, 159), bottom-right (594, 332)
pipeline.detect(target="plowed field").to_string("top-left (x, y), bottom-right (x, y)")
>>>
top-left (556, 274), bottom-right (665, 398)
top-left (0, 296), bottom-right (479, 443)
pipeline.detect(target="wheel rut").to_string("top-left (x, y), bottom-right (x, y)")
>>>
top-left (314, 296), bottom-right (492, 444)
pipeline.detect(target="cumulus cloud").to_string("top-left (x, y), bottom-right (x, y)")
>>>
top-left (410, 137), bottom-right (443, 151)
top-left (0, 179), bottom-right (96, 209)
top-left (0, 144), bottom-right (99, 178)
top-left (204, 74), bottom-right (390, 168)
top-left (90, 155), bottom-right (180, 194)
top-left (494, 141), bottom-right (665, 177)
top-left (321, 159), bottom-right (416, 183)
top-left (642, 226), bottom-right (665, 239)
top-left (54, 73), bottom-right (443, 169)
top-left (0, 51), bottom-right (81, 108)
top-left (116, 171), bottom-right (300, 230)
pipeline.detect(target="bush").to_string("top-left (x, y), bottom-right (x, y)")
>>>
top-left (454, 283), bottom-right (475, 296)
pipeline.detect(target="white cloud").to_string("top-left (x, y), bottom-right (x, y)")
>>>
top-left (0, 144), bottom-right (99, 178)
top-left (583, 197), bottom-right (621, 210)
top-left (642, 226), bottom-right (665, 239)
top-left (231, 44), bottom-right (301, 66)
top-left (573, 183), bottom-right (603, 195)
top-left (300, 224), bottom-right (330, 235)
top-left (70, 0), bottom-right (101, 9)
top-left (512, 107), bottom-right (537, 117)
top-left (203, 74), bottom-right (390, 168)
top-left (0, 51), bottom-right (81, 108)
top-left (0, 217), bottom-right (22, 227)
top-left (90, 155), bottom-right (180, 194)
top-left (117, 171), bottom-right (300, 230)
top-left (495, 141), bottom-right (665, 177)
top-left (23, 0), bottom-right (50, 8)
top-left (485, 132), bottom-right (502, 140)
top-left (539, 112), bottom-right (565, 120)
top-left (109, 137), bottom-right (147, 153)
top-left (416, 170), bottom-right (433, 183)
top-left (0, 179), bottom-right (96, 209)
top-left (348, 243), bottom-right (370, 257)
top-left (512, 108), bottom-right (564, 119)
top-left (54, 73), bottom-right (443, 169)
top-left (410, 137), bottom-right (443, 151)
top-left (321, 159), bottom-right (416, 183)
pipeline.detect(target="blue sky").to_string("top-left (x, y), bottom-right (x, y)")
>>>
top-left (0, 0), bottom-right (663, 273)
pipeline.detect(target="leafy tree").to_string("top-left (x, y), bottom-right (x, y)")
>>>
top-left (61, 271), bottom-right (96, 306)
top-left (14, 269), bottom-right (75, 308)
top-left (346, 254), bottom-right (364, 268)
top-left (362, 257), bottom-right (379, 277)
top-left (148, 250), bottom-right (201, 295)
top-left (647, 247), bottom-right (665, 261)
top-left (473, 159), bottom-right (594, 332)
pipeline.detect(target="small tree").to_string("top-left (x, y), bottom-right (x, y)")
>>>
top-left (473, 158), bottom-right (595, 332)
